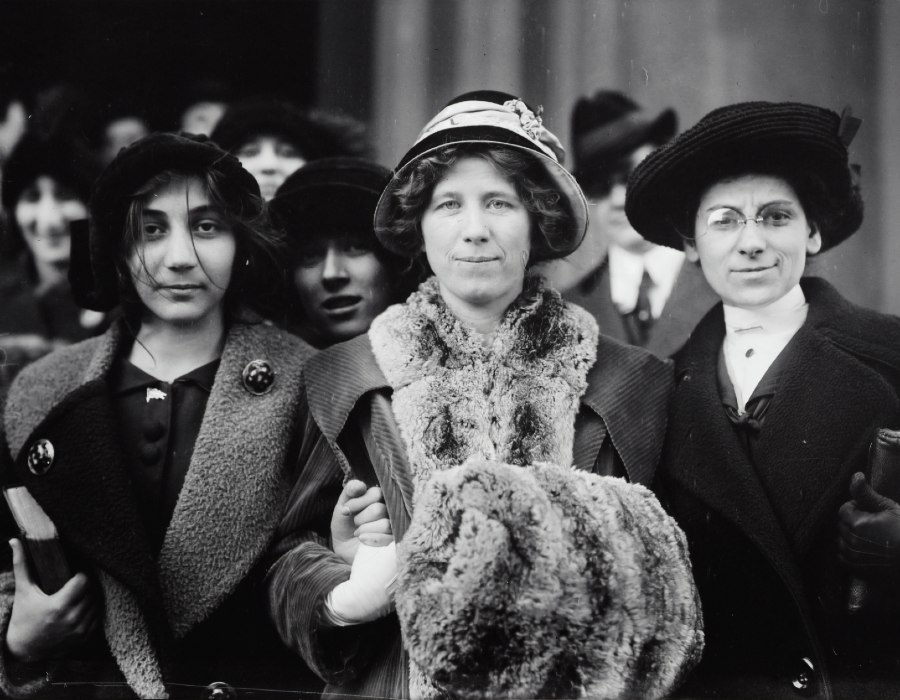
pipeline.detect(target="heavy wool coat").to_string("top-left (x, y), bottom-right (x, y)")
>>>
top-left (267, 279), bottom-right (688, 700)
top-left (563, 256), bottom-right (718, 358)
top-left (658, 277), bottom-right (900, 699)
top-left (0, 317), bottom-right (316, 699)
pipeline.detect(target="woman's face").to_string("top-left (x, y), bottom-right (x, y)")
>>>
top-left (293, 233), bottom-right (394, 345)
top-left (686, 174), bottom-right (822, 309)
top-left (235, 134), bottom-right (306, 200)
top-left (128, 176), bottom-right (236, 329)
top-left (420, 157), bottom-right (531, 313)
top-left (14, 175), bottom-right (87, 270)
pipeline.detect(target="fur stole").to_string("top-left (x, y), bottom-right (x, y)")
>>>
top-left (368, 275), bottom-right (598, 499)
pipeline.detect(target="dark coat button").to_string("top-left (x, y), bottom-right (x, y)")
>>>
top-left (203, 681), bottom-right (236, 700)
top-left (139, 443), bottom-right (162, 465)
top-left (26, 439), bottom-right (55, 476)
top-left (241, 359), bottom-right (275, 395)
top-left (791, 656), bottom-right (817, 696)
top-left (143, 420), bottom-right (165, 442)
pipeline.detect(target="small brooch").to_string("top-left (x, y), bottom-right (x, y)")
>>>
top-left (146, 387), bottom-right (167, 402)
top-left (503, 98), bottom-right (544, 141)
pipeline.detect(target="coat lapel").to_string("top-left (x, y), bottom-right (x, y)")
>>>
top-left (305, 334), bottom-right (414, 537)
top-left (666, 309), bottom-right (802, 578)
top-left (4, 325), bottom-right (161, 611)
top-left (580, 337), bottom-right (673, 484)
top-left (157, 321), bottom-right (310, 636)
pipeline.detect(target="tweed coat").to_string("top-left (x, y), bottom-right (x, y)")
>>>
top-left (563, 256), bottom-right (718, 358)
top-left (0, 316), bottom-right (317, 699)
top-left (266, 319), bottom-right (674, 700)
top-left (657, 277), bottom-right (900, 699)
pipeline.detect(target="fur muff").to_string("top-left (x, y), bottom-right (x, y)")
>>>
top-left (395, 459), bottom-right (703, 699)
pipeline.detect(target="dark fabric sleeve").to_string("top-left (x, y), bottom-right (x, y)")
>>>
top-left (265, 408), bottom-right (388, 686)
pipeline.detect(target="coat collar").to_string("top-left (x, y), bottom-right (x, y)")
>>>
top-left (581, 336), bottom-right (673, 484)
top-left (668, 277), bottom-right (900, 563)
top-left (306, 326), bottom-right (672, 489)
top-left (4, 317), bottom-right (311, 636)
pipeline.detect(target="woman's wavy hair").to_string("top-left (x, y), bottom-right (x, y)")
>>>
top-left (116, 168), bottom-right (286, 322)
top-left (377, 143), bottom-right (576, 266)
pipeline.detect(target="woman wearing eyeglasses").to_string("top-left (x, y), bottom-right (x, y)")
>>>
top-left (626, 102), bottom-right (900, 698)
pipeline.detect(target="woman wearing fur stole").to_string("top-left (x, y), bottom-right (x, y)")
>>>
top-left (267, 91), bottom-right (703, 699)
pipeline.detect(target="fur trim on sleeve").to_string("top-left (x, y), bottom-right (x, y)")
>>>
top-left (395, 459), bottom-right (703, 699)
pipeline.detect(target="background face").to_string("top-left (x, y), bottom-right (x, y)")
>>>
top-left (687, 174), bottom-right (822, 309)
top-left (0, 0), bottom-right (896, 313)
top-left (236, 135), bottom-right (307, 201)
top-left (420, 157), bottom-right (531, 313)
top-left (14, 176), bottom-right (87, 270)
top-left (590, 143), bottom-right (656, 254)
top-left (293, 237), bottom-right (394, 345)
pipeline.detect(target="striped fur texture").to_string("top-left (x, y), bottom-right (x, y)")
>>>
top-left (397, 460), bottom-right (703, 699)
top-left (370, 277), bottom-right (702, 698)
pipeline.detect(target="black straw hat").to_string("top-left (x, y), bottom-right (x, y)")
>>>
top-left (269, 156), bottom-right (390, 239)
top-left (625, 101), bottom-right (862, 251)
top-left (75, 132), bottom-right (261, 311)
top-left (571, 90), bottom-right (676, 188)
top-left (374, 90), bottom-right (588, 261)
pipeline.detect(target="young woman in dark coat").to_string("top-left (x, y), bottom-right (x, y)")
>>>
top-left (626, 101), bottom-right (900, 699)
top-left (0, 133), bottom-right (319, 698)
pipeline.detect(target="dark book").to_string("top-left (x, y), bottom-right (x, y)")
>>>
top-left (3, 486), bottom-right (72, 594)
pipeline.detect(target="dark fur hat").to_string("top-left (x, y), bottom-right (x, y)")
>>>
top-left (625, 101), bottom-right (863, 251)
top-left (571, 90), bottom-right (676, 192)
top-left (269, 156), bottom-right (390, 240)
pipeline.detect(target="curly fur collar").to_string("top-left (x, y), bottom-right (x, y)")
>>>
top-left (369, 276), bottom-right (598, 499)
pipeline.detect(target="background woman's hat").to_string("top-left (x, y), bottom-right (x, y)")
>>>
top-left (625, 101), bottom-right (862, 251)
top-left (373, 90), bottom-right (589, 260)
top-left (571, 90), bottom-right (677, 188)
top-left (74, 131), bottom-right (261, 311)
top-left (269, 156), bottom-right (390, 238)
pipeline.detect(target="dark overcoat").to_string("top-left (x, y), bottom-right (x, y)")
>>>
top-left (658, 277), bottom-right (900, 699)
top-left (563, 256), bottom-right (719, 358)
top-left (0, 317), bottom-right (318, 699)
top-left (266, 330), bottom-right (674, 700)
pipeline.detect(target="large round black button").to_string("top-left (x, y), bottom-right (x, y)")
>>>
top-left (140, 444), bottom-right (162, 465)
top-left (791, 656), bottom-right (816, 696)
top-left (203, 681), bottom-right (236, 700)
top-left (242, 359), bottom-right (275, 395)
top-left (26, 439), bottom-right (55, 476)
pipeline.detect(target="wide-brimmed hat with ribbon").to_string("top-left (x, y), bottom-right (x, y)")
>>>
top-left (374, 90), bottom-right (589, 262)
top-left (625, 101), bottom-right (863, 251)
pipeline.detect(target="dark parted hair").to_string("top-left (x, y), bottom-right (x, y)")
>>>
top-left (376, 143), bottom-right (575, 266)
top-left (115, 168), bottom-right (286, 322)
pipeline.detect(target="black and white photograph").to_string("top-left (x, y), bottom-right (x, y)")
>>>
top-left (0, 1), bottom-right (898, 698)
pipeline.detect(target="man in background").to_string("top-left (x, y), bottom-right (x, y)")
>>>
top-left (542, 90), bottom-right (717, 358)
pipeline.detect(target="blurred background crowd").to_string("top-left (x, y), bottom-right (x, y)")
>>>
top-left (0, 0), bottom-right (896, 328)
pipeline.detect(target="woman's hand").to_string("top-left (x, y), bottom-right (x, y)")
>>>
top-left (330, 479), bottom-right (393, 565)
top-left (5, 539), bottom-right (100, 662)
top-left (838, 472), bottom-right (900, 573)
